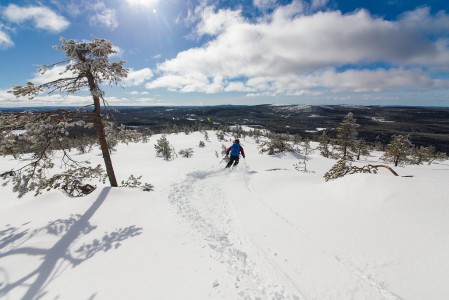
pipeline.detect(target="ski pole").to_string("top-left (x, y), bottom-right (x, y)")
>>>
top-left (217, 156), bottom-right (227, 167)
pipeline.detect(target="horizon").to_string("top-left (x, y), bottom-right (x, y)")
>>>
top-left (2, 103), bottom-right (449, 111)
top-left (1, 0), bottom-right (449, 107)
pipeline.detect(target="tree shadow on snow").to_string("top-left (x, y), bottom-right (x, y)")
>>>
top-left (0, 225), bottom-right (32, 251)
top-left (273, 151), bottom-right (306, 160)
top-left (0, 187), bottom-right (142, 300)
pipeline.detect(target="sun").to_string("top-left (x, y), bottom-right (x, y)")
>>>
top-left (126, 0), bottom-right (159, 6)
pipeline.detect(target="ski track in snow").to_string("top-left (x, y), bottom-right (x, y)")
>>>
top-left (239, 165), bottom-right (401, 300)
top-left (168, 163), bottom-right (401, 300)
top-left (168, 167), bottom-right (301, 300)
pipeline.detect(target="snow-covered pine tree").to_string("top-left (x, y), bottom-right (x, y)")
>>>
top-left (141, 128), bottom-right (153, 143)
top-left (412, 145), bottom-right (447, 165)
top-left (374, 141), bottom-right (384, 151)
top-left (318, 131), bottom-right (331, 158)
top-left (335, 112), bottom-right (359, 160)
top-left (292, 134), bottom-right (302, 145)
top-left (0, 111), bottom-right (106, 197)
top-left (179, 148), bottom-right (194, 158)
top-left (324, 159), bottom-right (349, 181)
top-left (354, 139), bottom-right (370, 160)
top-left (259, 133), bottom-right (294, 155)
top-left (74, 136), bottom-right (95, 154)
top-left (154, 135), bottom-right (174, 160)
top-left (324, 159), bottom-right (399, 181)
top-left (120, 175), bottom-right (154, 191)
top-left (411, 145), bottom-right (432, 165)
top-left (105, 122), bottom-right (142, 152)
top-left (216, 131), bottom-right (225, 141)
top-left (427, 150), bottom-right (448, 165)
top-left (0, 114), bottom-right (27, 159)
top-left (381, 134), bottom-right (413, 166)
top-left (9, 37), bottom-right (128, 187)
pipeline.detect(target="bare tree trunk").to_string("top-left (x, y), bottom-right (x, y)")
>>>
top-left (79, 52), bottom-right (118, 187)
top-left (347, 164), bottom-right (400, 177)
top-left (92, 99), bottom-right (118, 187)
top-left (368, 164), bottom-right (399, 176)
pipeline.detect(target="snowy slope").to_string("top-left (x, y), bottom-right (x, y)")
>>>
top-left (1, 131), bottom-right (449, 300)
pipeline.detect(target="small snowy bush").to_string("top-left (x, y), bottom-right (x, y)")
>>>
top-left (179, 148), bottom-right (194, 158)
top-left (120, 175), bottom-right (154, 192)
top-left (154, 135), bottom-right (175, 160)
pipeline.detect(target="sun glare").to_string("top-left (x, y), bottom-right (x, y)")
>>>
top-left (126, 0), bottom-right (159, 6)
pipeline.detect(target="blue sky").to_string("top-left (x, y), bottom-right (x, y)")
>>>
top-left (1, 0), bottom-right (449, 107)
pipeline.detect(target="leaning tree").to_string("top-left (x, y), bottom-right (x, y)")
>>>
top-left (9, 37), bottom-right (128, 188)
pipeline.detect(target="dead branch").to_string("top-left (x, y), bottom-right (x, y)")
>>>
top-left (1, 170), bottom-right (16, 178)
top-left (346, 164), bottom-right (399, 176)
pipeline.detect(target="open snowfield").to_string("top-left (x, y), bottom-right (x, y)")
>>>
top-left (1, 130), bottom-right (449, 300)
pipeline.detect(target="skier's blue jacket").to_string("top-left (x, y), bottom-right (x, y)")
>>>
top-left (226, 142), bottom-right (245, 158)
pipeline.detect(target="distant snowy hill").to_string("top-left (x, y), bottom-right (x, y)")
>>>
top-left (1, 130), bottom-right (449, 299)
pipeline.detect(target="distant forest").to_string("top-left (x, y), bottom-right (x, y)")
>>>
top-left (103, 105), bottom-right (449, 154)
top-left (2, 105), bottom-right (448, 153)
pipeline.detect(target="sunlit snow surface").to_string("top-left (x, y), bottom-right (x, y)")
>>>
top-left (1, 131), bottom-right (449, 299)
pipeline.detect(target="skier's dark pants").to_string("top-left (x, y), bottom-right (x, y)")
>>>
top-left (226, 155), bottom-right (239, 168)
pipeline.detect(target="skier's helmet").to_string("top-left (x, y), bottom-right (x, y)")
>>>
top-left (235, 138), bottom-right (240, 143)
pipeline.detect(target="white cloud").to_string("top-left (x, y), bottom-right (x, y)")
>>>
top-left (145, 5), bottom-right (449, 96)
top-left (124, 68), bottom-right (154, 86)
top-left (0, 30), bottom-right (14, 49)
top-left (224, 82), bottom-right (255, 93)
top-left (49, 0), bottom-right (119, 30)
top-left (49, 0), bottom-right (82, 17)
top-left (109, 45), bottom-right (123, 58)
top-left (146, 73), bottom-right (219, 93)
top-left (3, 4), bottom-right (69, 32)
top-left (239, 67), bottom-right (448, 96)
top-left (317, 68), bottom-right (446, 92)
top-left (311, 0), bottom-right (329, 10)
top-left (89, 7), bottom-right (119, 29)
top-left (0, 88), bottom-right (92, 107)
top-left (253, 0), bottom-right (278, 10)
top-left (30, 65), bottom-right (75, 85)
top-left (196, 6), bottom-right (243, 36)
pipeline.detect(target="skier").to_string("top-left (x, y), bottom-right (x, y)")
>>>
top-left (225, 138), bottom-right (245, 168)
